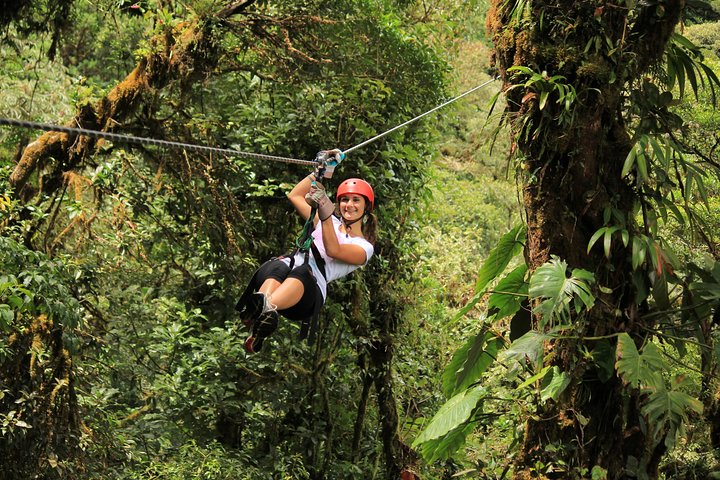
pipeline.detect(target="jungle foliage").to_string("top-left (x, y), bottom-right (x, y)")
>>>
top-left (0, 0), bottom-right (453, 478)
top-left (1, 0), bottom-right (720, 479)
top-left (414, 0), bottom-right (720, 479)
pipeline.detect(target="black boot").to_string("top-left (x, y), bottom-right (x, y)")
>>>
top-left (244, 309), bottom-right (279, 353)
top-left (239, 292), bottom-right (267, 329)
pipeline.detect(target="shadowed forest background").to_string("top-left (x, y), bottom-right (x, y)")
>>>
top-left (1, 1), bottom-right (720, 479)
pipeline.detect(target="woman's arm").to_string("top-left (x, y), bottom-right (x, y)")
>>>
top-left (288, 174), bottom-right (318, 222)
top-left (320, 218), bottom-right (368, 265)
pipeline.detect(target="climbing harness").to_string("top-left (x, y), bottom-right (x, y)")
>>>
top-left (291, 151), bottom-right (331, 279)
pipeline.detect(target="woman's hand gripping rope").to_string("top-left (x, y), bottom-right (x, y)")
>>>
top-left (313, 148), bottom-right (344, 179)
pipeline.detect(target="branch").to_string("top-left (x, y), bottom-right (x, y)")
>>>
top-left (218, 0), bottom-right (257, 19)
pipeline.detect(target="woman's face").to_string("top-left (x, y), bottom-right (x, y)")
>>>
top-left (338, 194), bottom-right (366, 222)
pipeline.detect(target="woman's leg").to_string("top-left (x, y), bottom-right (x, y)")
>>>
top-left (258, 278), bottom-right (281, 297)
top-left (261, 277), bottom-right (305, 311)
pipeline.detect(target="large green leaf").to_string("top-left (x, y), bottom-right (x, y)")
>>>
top-left (502, 330), bottom-right (548, 376)
top-left (412, 385), bottom-right (486, 447)
top-left (475, 224), bottom-right (526, 292)
top-left (642, 375), bottom-right (703, 447)
top-left (528, 256), bottom-right (595, 326)
top-left (615, 333), bottom-right (664, 389)
top-left (417, 416), bottom-right (478, 462)
top-left (540, 366), bottom-right (571, 403)
top-left (487, 264), bottom-right (528, 319)
top-left (442, 332), bottom-right (503, 398)
top-left (452, 224), bottom-right (526, 323)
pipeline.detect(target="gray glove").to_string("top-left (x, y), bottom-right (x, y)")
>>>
top-left (305, 184), bottom-right (335, 221)
top-left (314, 149), bottom-right (343, 179)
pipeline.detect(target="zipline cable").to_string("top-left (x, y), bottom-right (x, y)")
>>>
top-left (0, 77), bottom-right (499, 165)
top-left (0, 117), bottom-right (315, 166)
top-left (341, 77), bottom-right (498, 155)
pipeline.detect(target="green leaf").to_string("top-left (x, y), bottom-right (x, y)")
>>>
top-left (588, 227), bottom-right (607, 254)
top-left (7, 295), bottom-right (23, 309)
top-left (643, 377), bottom-right (703, 425)
top-left (487, 264), bottom-right (528, 319)
top-left (0, 305), bottom-right (14, 331)
top-left (502, 330), bottom-right (548, 375)
top-left (632, 235), bottom-right (647, 270)
top-left (540, 366), bottom-right (571, 403)
top-left (538, 89), bottom-right (549, 110)
top-left (475, 224), bottom-right (526, 292)
top-left (453, 224), bottom-right (526, 323)
top-left (412, 385), bottom-right (486, 446)
top-left (442, 332), bottom-right (503, 398)
top-left (620, 229), bottom-right (629, 247)
top-left (603, 226), bottom-right (619, 258)
top-left (642, 375), bottom-right (703, 448)
top-left (517, 364), bottom-right (552, 390)
top-left (622, 144), bottom-right (638, 177)
top-left (615, 333), bottom-right (664, 389)
top-left (417, 418), bottom-right (477, 462)
top-left (529, 257), bottom-right (595, 325)
top-left (652, 272), bottom-right (671, 311)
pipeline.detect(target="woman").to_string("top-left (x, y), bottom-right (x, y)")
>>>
top-left (237, 170), bottom-right (377, 353)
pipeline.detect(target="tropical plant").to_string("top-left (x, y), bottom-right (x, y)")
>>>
top-left (416, 0), bottom-right (720, 478)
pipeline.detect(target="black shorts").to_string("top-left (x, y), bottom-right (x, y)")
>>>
top-left (255, 258), bottom-right (323, 321)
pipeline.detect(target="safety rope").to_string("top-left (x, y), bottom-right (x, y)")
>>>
top-left (342, 77), bottom-right (498, 155)
top-left (0, 77), bottom-right (498, 165)
top-left (0, 117), bottom-right (315, 166)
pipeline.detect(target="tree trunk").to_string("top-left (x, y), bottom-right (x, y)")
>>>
top-left (487, 0), bottom-right (686, 477)
top-left (366, 240), bottom-right (418, 480)
top-left (0, 315), bottom-right (81, 479)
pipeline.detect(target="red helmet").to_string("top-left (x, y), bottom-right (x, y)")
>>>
top-left (336, 178), bottom-right (374, 211)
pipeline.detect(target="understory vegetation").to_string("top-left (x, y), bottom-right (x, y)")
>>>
top-left (1, 1), bottom-right (720, 479)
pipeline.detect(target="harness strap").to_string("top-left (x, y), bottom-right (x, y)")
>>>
top-left (309, 241), bottom-right (327, 280)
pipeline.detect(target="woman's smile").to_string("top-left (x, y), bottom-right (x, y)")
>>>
top-left (339, 194), bottom-right (366, 221)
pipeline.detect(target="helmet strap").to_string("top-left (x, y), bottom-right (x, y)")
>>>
top-left (342, 214), bottom-right (365, 237)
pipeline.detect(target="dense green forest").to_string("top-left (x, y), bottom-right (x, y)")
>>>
top-left (1, 0), bottom-right (720, 479)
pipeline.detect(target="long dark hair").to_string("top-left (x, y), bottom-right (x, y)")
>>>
top-left (361, 210), bottom-right (378, 245)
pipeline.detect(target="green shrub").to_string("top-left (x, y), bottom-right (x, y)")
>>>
top-left (685, 21), bottom-right (720, 58)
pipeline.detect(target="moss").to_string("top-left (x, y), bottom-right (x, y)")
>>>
top-left (576, 54), bottom-right (613, 83)
top-left (554, 44), bottom-right (581, 70)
